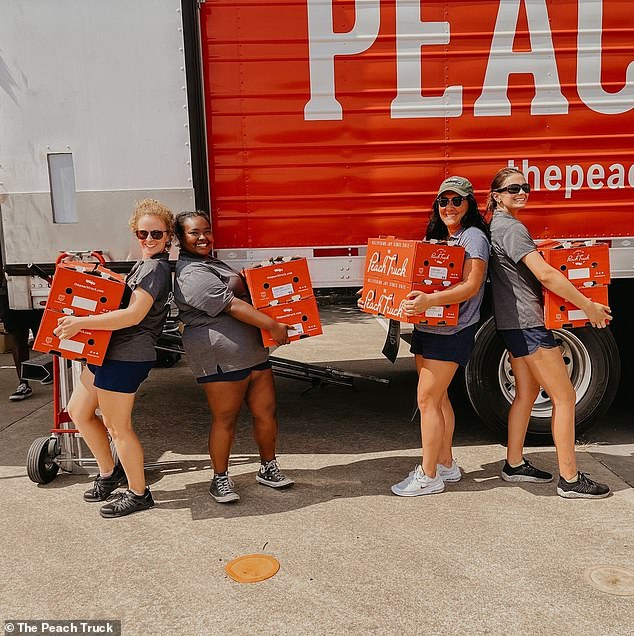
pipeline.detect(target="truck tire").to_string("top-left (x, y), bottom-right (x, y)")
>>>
top-left (465, 317), bottom-right (620, 439)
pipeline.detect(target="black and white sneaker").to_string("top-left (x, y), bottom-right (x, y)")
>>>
top-left (209, 474), bottom-right (240, 503)
top-left (501, 459), bottom-right (553, 483)
top-left (10, 383), bottom-right (33, 401)
top-left (557, 472), bottom-right (610, 499)
top-left (256, 459), bottom-right (294, 488)
top-left (99, 488), bottom-right (155, 518)
top-left (84, 462), bottom-right (127, 502)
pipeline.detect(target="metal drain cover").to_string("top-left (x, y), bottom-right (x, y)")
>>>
top-left (584, 566), bottom-right (634, 596)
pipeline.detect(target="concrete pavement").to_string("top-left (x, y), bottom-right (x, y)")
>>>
top-left (0, 305), bottom-right (632, 636)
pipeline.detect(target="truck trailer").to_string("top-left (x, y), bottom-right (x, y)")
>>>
top-left (1, 0), bottom-right (632, 436)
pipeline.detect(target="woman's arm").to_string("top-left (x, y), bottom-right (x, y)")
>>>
top-left (522, 250), bottom-right (611, 328)
top-left (53, 288), bottom-right (154, 340)
top-left (403, 258), bottom-right (487, 316)
top-left (224, 297), bottom-right (290, 345)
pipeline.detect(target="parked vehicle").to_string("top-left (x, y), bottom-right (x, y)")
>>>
top-left (1, 0), bottom-right (632, 435)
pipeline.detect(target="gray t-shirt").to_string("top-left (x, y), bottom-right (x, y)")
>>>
top-left (174, 251), bottom-right (268, 378)
top-left (489, 211), bottom-right (544, 329)
top-left (415, 226), bottom-right (490, 335)
top-left (106, 253), bottom-right (172, 362)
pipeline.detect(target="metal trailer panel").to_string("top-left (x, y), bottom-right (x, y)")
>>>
top-left (0, 0), bottom-right (195, 294)
top-left (201, 0), bottom-right (634, 257)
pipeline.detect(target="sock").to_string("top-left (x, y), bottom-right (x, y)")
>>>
top-left (564, 473), bottom-right (579, 484)
top-left (131, 488), bottom-right (146, 497)
top-left (215, 471), bottom-right (227, 477)
top-left (509, 460), bottom-right (525, 468)
top-left (99, 469), bottom-right (114, 479)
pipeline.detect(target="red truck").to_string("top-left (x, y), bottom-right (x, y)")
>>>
top-left (1, 0), bottom-right (632, 435)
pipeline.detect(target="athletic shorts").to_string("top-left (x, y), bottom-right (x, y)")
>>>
top-left (498, 326), bottom-right (558, 358)
top-left (87, 359), bottom-right (154, 394)
top-left (409, 322), bottom-right (479, 367)
top-left (196, 360), bottom-right (272, 384)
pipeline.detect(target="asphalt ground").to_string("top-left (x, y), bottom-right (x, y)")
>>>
top-left (0, 305), bottom-right (633, 636)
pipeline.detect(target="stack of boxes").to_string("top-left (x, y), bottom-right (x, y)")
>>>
top-left (539, 240), bottom-right (611, 329)
top-left (244, 257), bottom-right (322, 346)
top-left (360, 237), bottom-right (465, 325)
top-left (33, 261), bottom-right (126, 365)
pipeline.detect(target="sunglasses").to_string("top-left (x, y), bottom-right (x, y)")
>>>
top-left (437, 196), bottom-right (467, 208)
top-left (135, 229), bottom-right (167, 240)
top-left (495, 183), bottom-right (531, 194)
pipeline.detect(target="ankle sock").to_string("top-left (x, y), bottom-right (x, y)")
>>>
top-left (564, 473), bottom-right (579, 484)
top-left (509, 460), bottom-right (525, 468)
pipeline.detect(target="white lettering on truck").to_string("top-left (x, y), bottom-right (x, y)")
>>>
top-left (304, 0), bottom-right (634, 120)
top-left (508, 159), bottom-right (634, 198)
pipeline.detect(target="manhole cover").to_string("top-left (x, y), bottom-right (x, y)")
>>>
top-left (584, 566), bottom-right (634, 596)
top-left (225, 554), bottom-right (280, 583)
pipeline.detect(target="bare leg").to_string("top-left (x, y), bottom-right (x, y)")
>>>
top-left (523, 347), bottom-right (577, 480)
top-left (438, 393), bottom-right (455, 467)
top-left (201, 378), bottom-right (249, 474)
top-left (67, 367), bottom-right (113, 474)
top-left (418, 358), bottom-right (459, 478)
top-left (245, 368), bottom-right (277, 462)
top-left (97, 389), bottom-right (144, 493)
top-left (506, 355), bottom-right (541, 466)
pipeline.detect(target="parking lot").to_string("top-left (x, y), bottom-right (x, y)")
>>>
top-left (1, 305), bottom-right (633, 636)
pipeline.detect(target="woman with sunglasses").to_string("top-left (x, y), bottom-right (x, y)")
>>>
top-left (173, 211), bottom-right (294, 504)
top-left (391, 176), bottom-right (490, 497)
top-left (54, 199), bottom-right (174, 517)
top-left (487, 167), bottom-right (611, 498)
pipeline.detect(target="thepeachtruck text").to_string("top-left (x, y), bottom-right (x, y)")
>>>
top-left (508, 159), bottom-right (634, 199)
top-left (4, 621), bottom-right (120, 635)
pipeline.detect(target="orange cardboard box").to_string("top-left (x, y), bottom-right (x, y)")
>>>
top-left (361, 276), bottom-right (459, 326)
top-left (244, 257), bottom-right (313, 309)
top-left (544, 284), bottom-right (609, 330)
top-left (540, 240), bottom-right (610, 287)
top-left (46, 261), bottom-right (126, 317)
top-left (33, 309), bottom-right (112, 365)
top-left (259, 296), bottom-right (322, 346)
top-left (365, 237), bottom-right (464, 286)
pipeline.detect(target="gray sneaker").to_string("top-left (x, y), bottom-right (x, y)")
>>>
top-left (256, 459), bottom-right (294, 488)
top-left (391, 465), bottom-right (445, 497)
top-left (210, 474), bottom-right (240, 503)
top-left (437, 459), bottom-right (461, 483)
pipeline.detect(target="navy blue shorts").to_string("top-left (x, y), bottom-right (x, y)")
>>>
top-left (196, 360), bottom-right (272, 384)
top-left (498, 327), bottom-right (558, 358)
top-left (409, 322), bottom-right (479, 367)
top-left (87, 359), bottom-right (154, 394)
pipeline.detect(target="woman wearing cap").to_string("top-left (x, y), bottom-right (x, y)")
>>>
top-left (390, 176), bottom-right (490, 497)
top-left (54, 199), bottom-right (174, 518)
top-left (173, 211), bottom-right (294, 504)
top-left (487, 167), bottom-right (611, 498)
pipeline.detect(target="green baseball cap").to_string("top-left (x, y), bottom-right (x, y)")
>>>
top-left (437, 176), bottom-right (473, 197)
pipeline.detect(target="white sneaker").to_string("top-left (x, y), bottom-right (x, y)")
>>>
top-left (437, 459), bottom-right (461, 483)
top-left (391, 465), bottom-right (445, 497)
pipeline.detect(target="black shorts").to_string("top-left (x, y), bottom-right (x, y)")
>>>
top-left (0, 301), bottom-right (43, 335)
top-left (196, 360), bottom-right (272, 384)
top-left (87, 359), bottom-right (154, 394)
top-left (409, 322), bottom-right (479, 367)
top-left (498, 327), bottom-right (558, 358)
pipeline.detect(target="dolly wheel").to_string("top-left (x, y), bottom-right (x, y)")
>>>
top-left (27, 436), bottom-right (60, 484)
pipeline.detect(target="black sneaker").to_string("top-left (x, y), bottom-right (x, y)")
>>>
top-left (557, 472), bottom-right (611, 499)
top-left (501, 459), bottom-right (553, 483)
top-left (10, 383), bottom-right (33, 401)
top-left (99, 488), bottom-right (155, 518)
top-left (209, 474), bottom-right (240, 503)
top-left (84, 462), bottom-right (127, 502)
top-left (256, 459), bottom-right (294, 488)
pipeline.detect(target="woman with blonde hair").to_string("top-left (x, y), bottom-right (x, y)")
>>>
top-left (54, 199), bottom-right (174, 517)
top-left (487, 167), bottom-right (611, 498)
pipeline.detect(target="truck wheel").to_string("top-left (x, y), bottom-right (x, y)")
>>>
top-left (465, 317), bottom-right (620, 439)
top-left (27, 436), bottom-right (60, 484)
